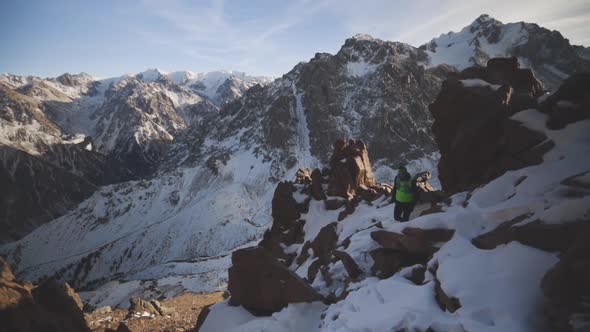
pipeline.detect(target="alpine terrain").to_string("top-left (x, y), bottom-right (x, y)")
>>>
top-left (0, 13), bottom-right (589, 332)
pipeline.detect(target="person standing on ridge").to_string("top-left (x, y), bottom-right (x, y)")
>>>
top-left (392, 166), bottom-right (416, 222)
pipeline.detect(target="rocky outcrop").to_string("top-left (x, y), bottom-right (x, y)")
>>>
top-left (327, 139), bottom-right (375, 198)
top-left (430, 57), bottom-right (553, 193)
top-left (227, 247), bottom-right (323, 315)
top-left (0, 257), bottom-right (90, 332)
top-left (539, 72), bottom-right (590, 130)
top-left (370, 228), bottom-right (454, 279)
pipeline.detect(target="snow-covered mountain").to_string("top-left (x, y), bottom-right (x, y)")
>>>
top-left (136, 68), bottom-right (274, 106)
top-left (0, 70), bottom-right (271, 243)
top-left (422, 14), bottom-right (590, 91)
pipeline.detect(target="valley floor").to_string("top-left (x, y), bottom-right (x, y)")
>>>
top-left (85, 291), bottom-right (224, 332)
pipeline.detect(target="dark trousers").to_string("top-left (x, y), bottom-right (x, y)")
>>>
top-left (394, 201), bottom-right (415, 222)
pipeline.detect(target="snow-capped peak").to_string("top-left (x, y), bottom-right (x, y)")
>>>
top-left (351, 33), bottom-right (377, 41)
top-left (135, 68), bottom-right (166, 82)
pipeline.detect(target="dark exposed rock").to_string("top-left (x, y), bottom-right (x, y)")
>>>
top-left (228, 247), bottom-right (323, 315)
top-left (269, 181), bottom-right (303, 246)
top-left (405, 265), bottom-right (427, 285)
top-left (371, 230), bottom-right (431, 255)
top-left (434, 278), bottom-right (462, 313)
top-left (333, 250), bottom-right (362, 280)
top-left (193, 303), bottom-right (213, 332)
top-left (541, 223), bottom-right (590, 332)
top-left (310, 169), bottom-right (326, 200)
top-left (540, 72), bottom-right (590, 130)
top-left (369, 248), bottom-right (405, 279)
top-left (430, 57), bottom-right (552, 194)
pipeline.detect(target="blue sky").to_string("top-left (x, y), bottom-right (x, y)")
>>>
top-left (1, 0), bottom-right (589, 78)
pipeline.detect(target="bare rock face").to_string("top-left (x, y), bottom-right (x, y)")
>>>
top-left (0, 257), bottom-right (90, 332)
top-left (541, 224), bottom-right (590, 332)
top-left (227, 246), bottom-right (323, 316)
top-left (327, 139), bottom-right (375, 198)
top-left (430, 57), bottom-right (552, 194)
top-left (539, 72), bottom-right (590, 130)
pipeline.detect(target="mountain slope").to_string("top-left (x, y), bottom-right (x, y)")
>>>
top-left (0, 36), bottom-right (450, 301)
top-left (198, 66), bottom-right (590, 332)
top-left (422, 14), bottom-right (590, 91)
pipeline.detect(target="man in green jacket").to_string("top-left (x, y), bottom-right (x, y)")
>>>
top-left (392, 166), bottom-right (416, 222)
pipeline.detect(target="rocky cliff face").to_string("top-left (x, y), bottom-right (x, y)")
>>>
top-left (430, 57), bottom-right (549, 194)
top-left (430, 57), bottom-right (590, 194)
top-left (423, 14), bottom-right (590, 91)
top-left (213, 34), bottom-right (453, 169)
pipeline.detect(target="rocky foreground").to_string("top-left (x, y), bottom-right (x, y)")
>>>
top-left (0, 256), bottom-right (224, 332)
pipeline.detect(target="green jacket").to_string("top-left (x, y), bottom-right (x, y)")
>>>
top-left (394, 175), bottom-right (415, 203)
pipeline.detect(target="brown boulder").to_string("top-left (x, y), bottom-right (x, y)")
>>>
top-left (332, 251), bottom-right (362, 280)
top-left (228, 246), bottom-right (323, 315)
top-left (310, 223), bottom-right (339, 263)
top-left (0, 266), bottom-right (90, 332)
top-left (369, 248), bottom-right (405, 279)
top-left (327, 139), bottom-right (375, 198)
top-left (369, 228), bottom-right (454, 279)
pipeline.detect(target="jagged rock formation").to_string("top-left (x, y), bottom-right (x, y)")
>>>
top-left (0, 257), bottom-right (90, 331)
top-left (327, 139), bottom-right (375, 198)
top-left (430, 57), bottom-right (553, 194)
top-left (224, 140), bottom-right (448, 318)
top-left (423, 14), bottom-right (590, 91)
